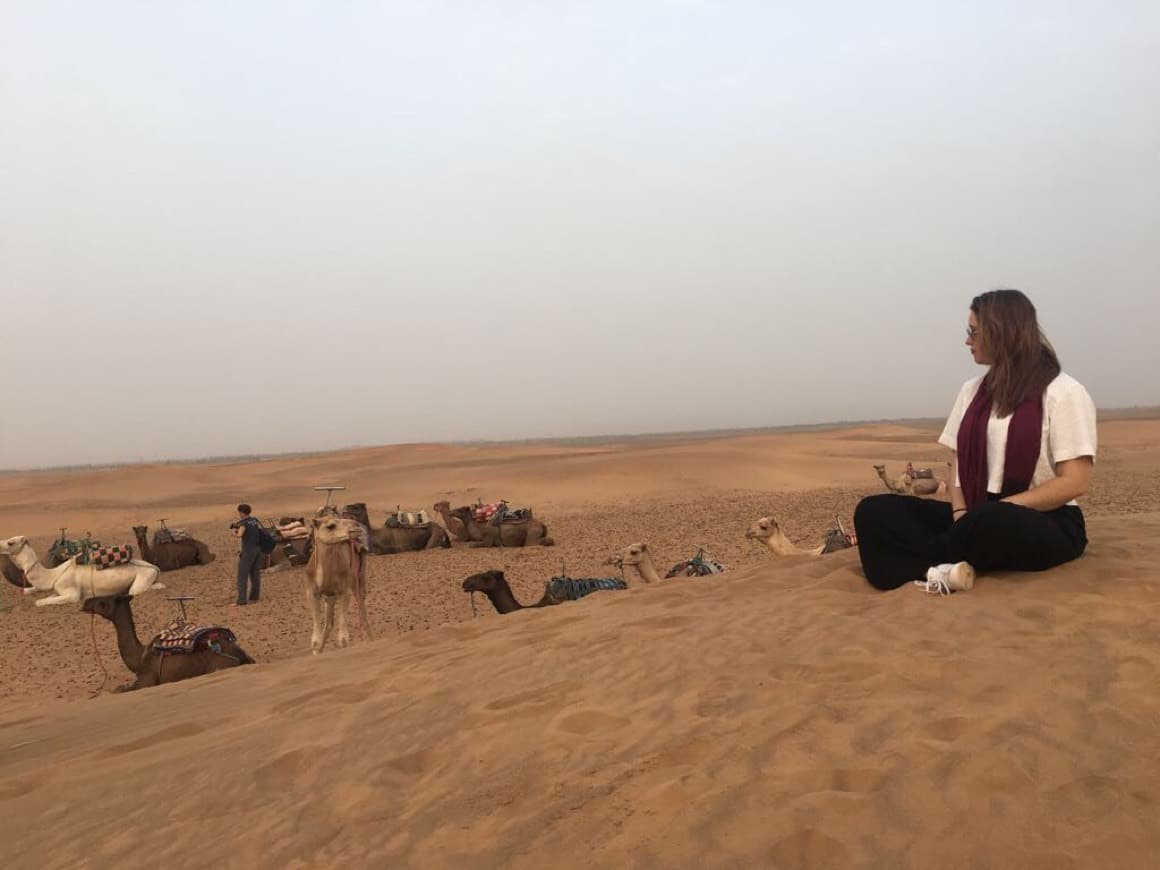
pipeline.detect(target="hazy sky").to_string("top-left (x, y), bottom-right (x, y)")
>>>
top-left (2, 1), bottom-right (1157, 469)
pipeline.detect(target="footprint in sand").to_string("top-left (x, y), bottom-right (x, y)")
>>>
top-left (484, 680), bottom-right (577, 714)
top-left (105, 721), bottom-right (208, 757)
top-left (767, 829), bottom-right (850, 867)
top-left (253, 744), bottom-right (327, 790)
top-left (552, 709), bottom-right (630, 735)
top-left (272, 680), bottom-right (375, 715)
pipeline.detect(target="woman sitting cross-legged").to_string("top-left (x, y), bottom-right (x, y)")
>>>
top-left (854, 288), bottom-right (1096, 594)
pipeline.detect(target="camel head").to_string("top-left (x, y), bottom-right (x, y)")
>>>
top-left (433, 500), bottom-right (450, 512)
top-left (745, 517), bottom-right (781, 540)
top-left (132, 525), bottom-right (148, 538)
top-left (81, 594), bottom-right (128, 619)
top-left (311, 516), bottom-right (362, 546)
top-left (0, 536), bottom-right (30, 556)
top-left (873, 464), bottom-right (886, 475)
top-left (462, 569), bottom-right (506, 594)
top-left (606, 542), bottom-right (649, 569)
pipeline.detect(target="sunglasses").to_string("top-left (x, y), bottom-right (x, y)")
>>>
top-left (966, 326), bottom-right (979, 340)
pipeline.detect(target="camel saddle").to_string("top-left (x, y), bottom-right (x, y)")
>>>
top-left (665, 550), bottom-right (726, 578)
top-left (49, 536), bottom-right (102, 565)
top-left (546, 576), bottom-right (627, 602)
top-left (474, 502), bottom-right (534, 525)
top-left (91, 545), bottom-right (133, 569)
top-left (153, 527), bottom-right (192, 545)
top-left (153, 620), bottom-right (238, 654)
top-left (388, 510), bottom-right (430, 529)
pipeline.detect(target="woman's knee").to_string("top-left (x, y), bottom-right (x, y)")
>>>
top-left (854, 493), bottom-right (900, 528)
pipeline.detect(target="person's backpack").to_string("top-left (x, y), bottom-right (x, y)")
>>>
top-left (257, 524), bottom-right (278, 555)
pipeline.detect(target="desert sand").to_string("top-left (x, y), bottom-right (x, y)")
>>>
top-left (2, 419), bottom-right (1160, 868)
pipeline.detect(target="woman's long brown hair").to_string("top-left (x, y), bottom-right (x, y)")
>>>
top-left (971, 289), bottom-right (1061, 416)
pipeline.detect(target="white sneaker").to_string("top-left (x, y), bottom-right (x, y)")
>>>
top-left (914, 561), bottom-right (976, 596)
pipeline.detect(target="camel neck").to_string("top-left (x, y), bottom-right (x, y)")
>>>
top-left (486, 584), bottom-right (524, 614)
top-left (12, 548), bottom-right (59, 590)
top-left (135, 531), bottom-right (152, 563)
top-left (111, 602), bottom-right (146, 672)
top-left (634, 559), bottom-right (663, 584)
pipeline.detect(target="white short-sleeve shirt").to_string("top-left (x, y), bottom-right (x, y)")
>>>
top-left (938, 372), bottom-right (1097, 502)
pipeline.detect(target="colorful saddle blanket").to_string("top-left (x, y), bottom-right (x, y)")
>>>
top-left (665, 551), bottom-right (726, 578)
top-left (546, 576), bottom-right (627, 602)
top-left (152, 620), bottom-right (238, 654)
top-left (473, 501), bottom-right (505, 522)
top-left (91, 545), bottom-right (133, 569)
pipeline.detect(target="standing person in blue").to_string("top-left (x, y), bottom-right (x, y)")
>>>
top-left (231, 503), bottom-right (262, 607)
top-left (853, 289), bottom-right (1097, 594)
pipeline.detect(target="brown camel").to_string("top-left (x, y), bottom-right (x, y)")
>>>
top-left (462, 570), bottom-right (557, 614)
top-left (341, 503), bottom-right (450, 554)
top-left (449, 507), bottom-right (554, 548)
top-left (81, 594), bottom-right (254, 692)
top-left (745, 516), bottom-right (853, 556)
top-left (2, 554), bottom-right (30, 589)
top-left (305, 516), bottom-right (372, 653)
top-left (132, 525), bottom-right (215, 572)
top-left (432, 500), bottom-right (470, 542)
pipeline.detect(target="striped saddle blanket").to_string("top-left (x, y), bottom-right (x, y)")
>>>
top-left (546, 576), bottom-right (627, 602)
top-left (152, 620), bottom-right (238, 654)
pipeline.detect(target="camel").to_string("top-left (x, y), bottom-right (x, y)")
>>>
top-left (745, 517), bottom-right (853, 557)
top-left (304, 516), bottom-right (371, 654)
top-left (432, 500), bottom-right (470, 542)
top-left (132, 525), bottom-right (215, 572)
top-left (2, 554), bottom-right (30, 589)
top-left (462, 570), bottom-right (557, 614)
top-left (0, 536), bottom-right (163, 606)
top-left (606, 543), bottom-right (726, 584)
top-left (874, 463), bottom-right (950, 497)
top-left (449, 507), bottom-right (554, 548)
top-left (462, 569), bottom-right (624, 615)
top-left (82, 594), bottom-right (254, 691)
top-left (340, 503), bottom-right (450, 554)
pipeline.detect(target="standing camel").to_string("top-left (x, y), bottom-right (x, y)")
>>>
top-left (132, 525), bottom-right (215, 572)
top-left (0, 536), bottom-right (163, 605)
top-left (304, 516), bottom-right (371, 654)
top-left (82, 594), bottom-right (254, 691)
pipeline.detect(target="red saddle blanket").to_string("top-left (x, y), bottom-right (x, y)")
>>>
top-left (152, 620), bottom-right (237, 654)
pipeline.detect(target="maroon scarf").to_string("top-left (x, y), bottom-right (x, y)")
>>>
top-left (956, 380), bottom-right (1044, 509)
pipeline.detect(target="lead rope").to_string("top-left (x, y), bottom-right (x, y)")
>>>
top-left (88, 613), bottom-right (109, 698)
top-left (469, 591), bottom-right (477, 619)
top-left (350, 539), bottom-right (368, 640)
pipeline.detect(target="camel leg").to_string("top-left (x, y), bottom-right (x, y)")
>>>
top-left (128, 570), bottom-right (164, 596)
top-left (307, 586), bottom-right (326, 654)
top-left (334, 590), bottom-right (350, 648)
top-left (321, 596), bottom-right (335, 650)
top-left (34, 590), bottom-right (81, 606)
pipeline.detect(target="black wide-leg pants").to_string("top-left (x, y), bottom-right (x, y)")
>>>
top-left (852, 494), bottom-right (1088, 590)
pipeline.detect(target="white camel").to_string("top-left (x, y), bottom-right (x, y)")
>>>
top-left (606, 542), bottom-right (726, 584)
top-left (0, 536), bottom-right (163, 606)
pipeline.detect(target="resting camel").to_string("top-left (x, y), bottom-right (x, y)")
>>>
top-left (462, 570), bottom-right (557, 614)
top-left (606, 543), bottom-right (725, 584)
top-left (449, 507), bottom-right (554, 548)
top-left (132, 525), bottom-right (215, 572)
top-left (0, 536), bottom-right (163, 606)
top-left (745, 517), bottom-right (853, 556)
top-left (462, 569), bottom-right (623, 614)
top-left (2, 554), bottom-right (30, 589)
top-left (874, 463), bottom-right (950, 497)
top-left (432, 501), bottom-right (470, 542)
top-left (82, 594), bottom-right (254, 691)
top-left (340, 503), bottom-right (450, 553)
top-left (305, 516), bottom-right (371, 654)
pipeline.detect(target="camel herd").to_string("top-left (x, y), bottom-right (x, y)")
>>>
top-left (1, 460), bottom-right (945, 692)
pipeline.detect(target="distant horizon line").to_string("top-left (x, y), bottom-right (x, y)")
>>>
top-left (4, 405), bottom-right (1158, 475)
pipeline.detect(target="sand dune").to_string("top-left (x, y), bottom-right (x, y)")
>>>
top-left (2, 420), bottom-right (1159, 868)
